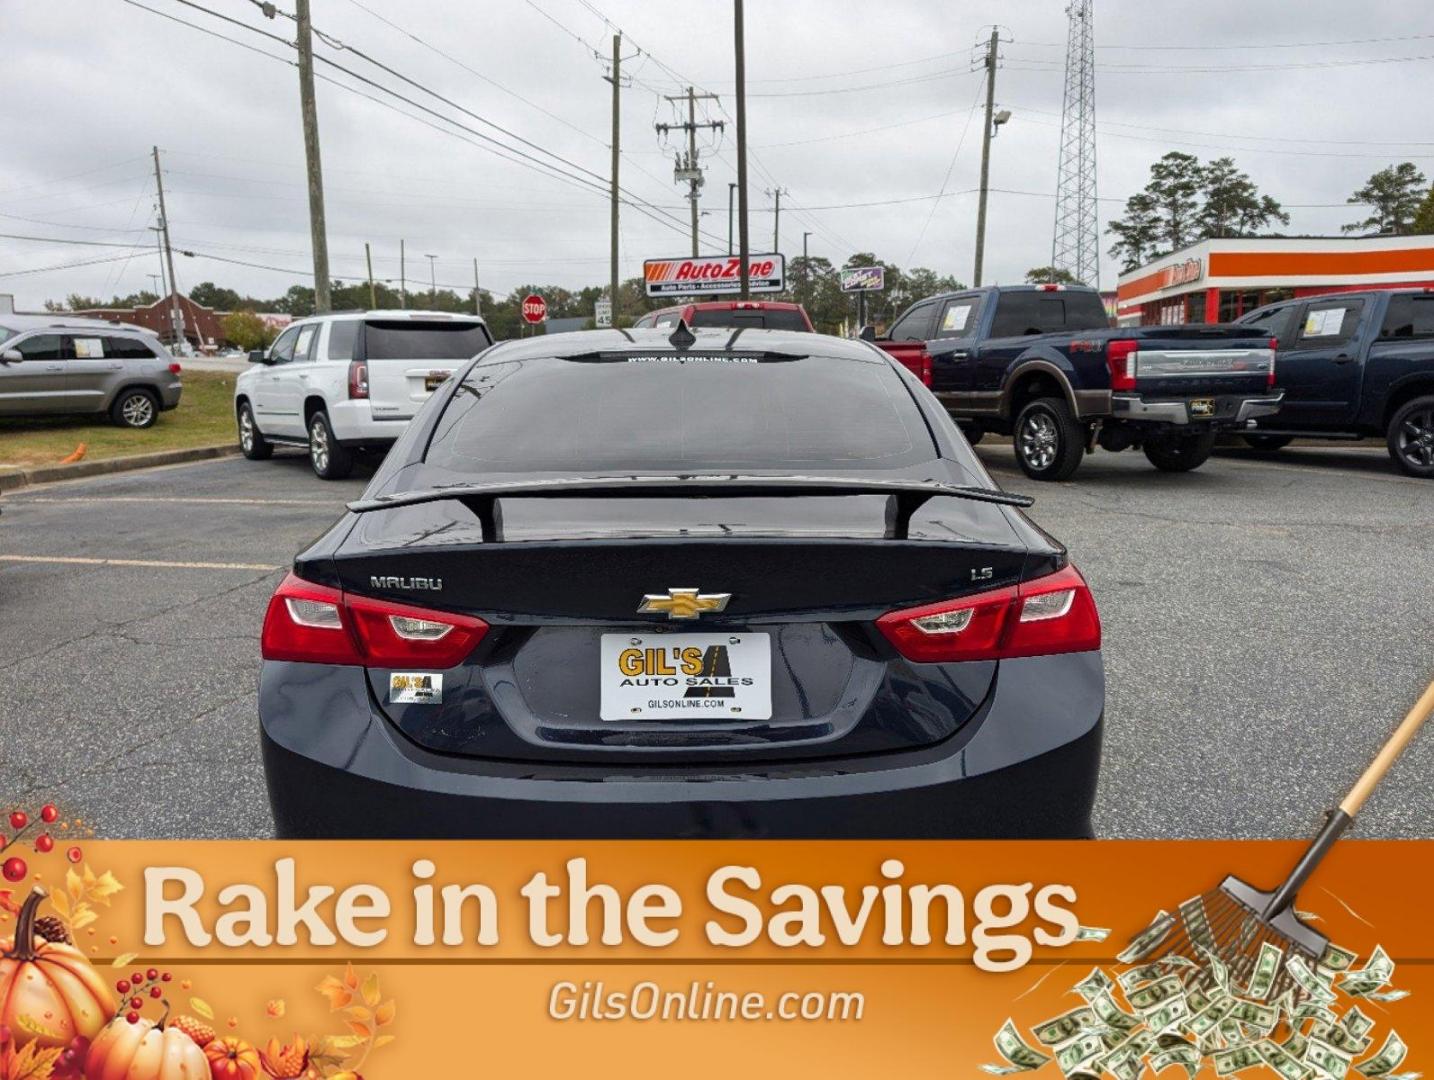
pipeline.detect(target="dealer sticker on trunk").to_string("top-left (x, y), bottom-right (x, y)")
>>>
top-left (390, 672), bottom-right (443, 704)
top-left (599, 634), bottom-right (772, 721)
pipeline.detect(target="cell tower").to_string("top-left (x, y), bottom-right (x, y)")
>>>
top-left (1052, 0), bottom-right (1099, 287)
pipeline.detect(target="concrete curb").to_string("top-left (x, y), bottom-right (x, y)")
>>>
top-left (0, 443), bottom-right (238, 493)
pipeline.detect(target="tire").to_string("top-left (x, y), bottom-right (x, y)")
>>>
top-left (1143, 429), bottom-right (1218, 472)
top-left (1013, 397), bottom-right (1085, 481)
top-left (1386, 394), bottom-right (1434, 478)
top-left (1243, 434), bottom-right (1293, 451)
top-left (307, 409), bottom-right (354, 480)
top-left (236, 401), bottom-right (273, 460)
top-left (110, 388), bottom-right (159, 429)
top-left (957, 421), bottom-right (984, 446)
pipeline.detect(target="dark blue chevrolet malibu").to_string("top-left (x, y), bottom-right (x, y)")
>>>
top-left (259, 325), bottom-right (1103, 838)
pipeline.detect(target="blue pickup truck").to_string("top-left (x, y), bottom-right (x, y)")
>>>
top-left (1234, 289), bottom-right (1434, 478)
top-left (872, 285), bottom-right (1282, 480)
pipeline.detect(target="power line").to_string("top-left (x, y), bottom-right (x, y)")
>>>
top-left (907, 87), bottom-right (984, 265)
top-left (0, 253), bottom-right (143, 278)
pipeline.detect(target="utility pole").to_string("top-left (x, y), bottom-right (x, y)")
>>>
top-left (734, 0), bottom-right (750, 298)
top-left (728, 182), bottom-right (737, 254)
top-left (425, 254), bottom-right (438, 305)
top-left (295, 0), bottom-right (331, 313)
top-left (399, 239), bottom-right (407, 309)
top-left (473, 258), bottom-right (482, 316)
top-left (973, 27), bottom-right (1003, 287)
top-left (151, 147), bottom-right (184, 352)
top-left (657, 87), bottom-right (722, 257)
top-left (364, 243), bottom-right (376, 309)
top-left (603, 33), bottom-right (628, 323)
top-left (801, 230), bottom-right (811, 305)
top-left (767, 187), bottom-right (788, 253)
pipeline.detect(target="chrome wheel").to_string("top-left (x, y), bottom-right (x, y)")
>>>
top-left (239, 407), bottom-right (255, 452)
top-left (1396, 406), bottom-right (1434, 469)
top-left (309, 416), bottom-right (330, 473)
top-left (1019, 411), bottom-right (1059, 471)
top-left (119, 393), bottom-right (155, 427)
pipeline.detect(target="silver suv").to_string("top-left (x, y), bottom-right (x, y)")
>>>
top-left (0, 315), bottom-right (183, 428)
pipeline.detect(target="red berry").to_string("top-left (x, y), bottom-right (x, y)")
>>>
top-left (161, 972), bottom-right (172, 982)
top-left (1, 857), bottom-right (26, 882)
top-left (129, 997), bottom-right (143, 1010)
top-left (146, 968), bottom-right (159, 981)
top-left (116, 980), bottom-right (130, 994)
top-left (131, 972), bottom-right (143, 985)
top-left (35, 834), bottom-right (54, 853)
top-left (40, 805), bottom-right (58, 824)
top-left (8, 812), bottom-right (26, 831)
top-left (126, 1012), bottom-right (140, 1024)
top-left (150, 986), bottom-right (162, 999)
top-left (66, 846), bottom-right (82, 864)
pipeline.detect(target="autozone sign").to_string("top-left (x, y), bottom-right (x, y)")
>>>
top-left (1161, 258), bottom-right (1202, 288)
top-left (643, 253), bottom-right (785, 296)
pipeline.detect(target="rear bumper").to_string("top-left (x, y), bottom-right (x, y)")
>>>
top-left (159, 378), bottom-right (183, 410)
top-left (326, 398), bottom-right (408, 445)
top-left (258, 651), bottom-right (1104, 840)
top-left (1111, 391), bottom-right (1283, 428)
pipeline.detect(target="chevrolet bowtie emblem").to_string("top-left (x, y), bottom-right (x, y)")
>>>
top-left (637, 587), bottom-right (732, 620)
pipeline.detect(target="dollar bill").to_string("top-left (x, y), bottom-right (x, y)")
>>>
top-left (1076, 925), bottom-right (1112, 942)
top-left (1179, 896), bottom-right (1217, 953)
top-left (1246, 941), bottom-right (1284, 1001)
top-left (1319, 943), bottom-right (1358, 973)
top-left (1288, 955), bottom-right (1339, 1005)
top-left (1355, 1032), bottom-right (1407, 1078)
top-left (1034, 1006), bottom-right (1099, 1047)
top-left (985, 1019), bottom-right (1053, 1074)
top-left (1074, 967), bottom-right (1114, 1002)
top-left (1340, 947), bottom-right (1394, 996)
top-left (1186, 997), bottom-right (1237, 1039)
top-left (1200, 946), bottom-right (1232, 994)
top-left (1056, 1033), bottom-right (1107, 1076)
top-left (1362, 989), bottom-right (1409, 1003)
top-left (1146, 997), bottom-right (1191, 1035)
top-left (1091, 990), bottom-right (1141, 1034)
top-left (1128, 975), bottom-right (1185, 1014)
top-left (1342, 1007), bottom-right (1375, 1040)
top-left (1119, 963), bottom-right (1174, 992)
top-left (1150, 1044), bottom-right (1200, 1078)
top-left (1312, 1021), bottom-right (1373, 1056)
top-left (1258, 1039), bottom-right (1313, 1080)
top-left (1229, 999), bottom-right (1279, 1033)
top-left (1307, 1037), bottom-right (1354, 1080)
top-left (1118, 911), bottom-right (1176, 965)
top-left (1213, 1045), bottom-right (1263, 1075)
top-left (1283, 1031), bottom-right (1309, 1060)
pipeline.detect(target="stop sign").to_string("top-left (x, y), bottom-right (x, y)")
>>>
top-left (521, 293), bottom-right (547, 324)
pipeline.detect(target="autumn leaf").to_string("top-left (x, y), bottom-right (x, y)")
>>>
top-left (320, 1035), bottom-right (364, 1053)
top-left (111, 952), bottom-right (138, 968)
top-left (86, 868), bottom-right (124, 905)
top-left (189, 997), bottom-right (215, 1021)
top-left (342, 1006), bottom-right (371, 1025)
top-left (373, 1034), bottom-right (396, 1049)
top-left (342, 963), bottom-right (359, 990)
top-left (373, 1000), bottom-right (395, 1027)
top-left (265, 999), bottom-right (286, 1019)
top-left (360, 972), bottom-right (381, 1008)
top-left (3, 1041), bottom-right (64, 1080)
top-left (344, 1020), bottom-right (372, 1040)
top-left (315, 975), bottom-right (353, 1011)
top-left (47, 891), bottom-right (69, 920)
top-left (0, 890), bottom-right (20, 917)
top-left (65, 869), bottom-right (83, 905)
top-left (70, 908), bottom-right (97, 931)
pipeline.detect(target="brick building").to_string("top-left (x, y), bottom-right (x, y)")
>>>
top-left (68, 293), bottom-right (290, 352)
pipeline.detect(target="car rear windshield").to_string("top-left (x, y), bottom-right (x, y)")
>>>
top-left (362, 320), bottom-right (491, 360)
top-left (426, 351), bottom-right (937, 473)
top-left (688, 308), bottom-right (809, 331)
top-left (989, 290), bottom-right (1109, 337)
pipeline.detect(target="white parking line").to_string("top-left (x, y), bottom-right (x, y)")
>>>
top-left (10, 496), bottom-right (337, 506)
top-left (0, 554), bottom-right (279, 571)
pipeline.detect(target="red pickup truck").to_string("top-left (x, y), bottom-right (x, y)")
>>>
top-left (632, 300), bottom-right (814, 332)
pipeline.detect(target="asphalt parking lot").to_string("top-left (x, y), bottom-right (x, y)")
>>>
top-left (0, 443), bottom-right (1430, 840)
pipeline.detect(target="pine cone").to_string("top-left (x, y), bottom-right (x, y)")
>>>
top-left (33, 915), bottom-right (70, 944)
top-left (170, 1015), bottom-right (216, 1048)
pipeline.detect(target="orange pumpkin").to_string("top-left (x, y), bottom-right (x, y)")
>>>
top-left (0, 887), bottom-right (115, 1050)
top-left (85, 1015), bottom-right (209, 1080)
top-left (204, 1036), bottom-right (261, 1080)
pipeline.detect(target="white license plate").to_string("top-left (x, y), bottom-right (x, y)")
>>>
top-left (599, 633), bottom-right (771, 721)
top-left (423, 370), bottom-right (452, 392)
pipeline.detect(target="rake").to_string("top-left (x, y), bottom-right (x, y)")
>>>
top-left (1135, 675), bottom-right (1434, 1003)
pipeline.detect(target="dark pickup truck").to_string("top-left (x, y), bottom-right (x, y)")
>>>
top-left (1235, 289), bottom-right (1434, 478)
top-left (870, 285), bottom-right (1282, 480)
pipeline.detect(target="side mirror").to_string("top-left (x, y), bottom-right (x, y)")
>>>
top-left (0, 348), bottom-right (21, 364)
top-left (858, 325), bottom-right (877, 342)
top-left (248, 349), bottom-right (269, 364)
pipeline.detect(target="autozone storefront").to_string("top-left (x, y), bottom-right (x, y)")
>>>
top-left (1115, 236), bottom-right (1434, 326)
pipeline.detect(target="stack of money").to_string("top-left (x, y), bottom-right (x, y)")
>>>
top-left (982, 905), bottom-right (1415, 1080)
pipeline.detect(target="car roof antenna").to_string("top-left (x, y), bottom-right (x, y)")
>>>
top-left (668, 317), bottom-right (696, 350)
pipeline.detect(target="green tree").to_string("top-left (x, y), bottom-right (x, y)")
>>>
top-left (221, 309), bottom-right (277, 351)
top-left (1025, 266), bottom-right (1082, 285)
top-left (1147, 151), bottom-right (1204, 251)
top-left (1345, 163), bottom-right (1429, 235)
top-left (1413, 186), bottom-right (1434, 235)
top-left (190, 281), bottom-right (243, 310)
top-left (1199, 157), bottom-right (1288, 238)
top-left (1107, 192), bottom-right (1162, 272)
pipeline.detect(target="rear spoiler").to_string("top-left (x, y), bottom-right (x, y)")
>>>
top-left (347, 475), bottom-right (1034, 542)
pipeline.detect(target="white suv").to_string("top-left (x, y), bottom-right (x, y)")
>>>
top-left (234, 310), bottom-right (491, 479)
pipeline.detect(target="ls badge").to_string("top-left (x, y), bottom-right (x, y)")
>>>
top-left (390, 672), bottom-right (443, 704)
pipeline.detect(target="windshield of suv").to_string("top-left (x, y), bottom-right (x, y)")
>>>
top-left (362, 320), bottom-right (492, 360)
top-left (688, 308), bottom-right (810, 331)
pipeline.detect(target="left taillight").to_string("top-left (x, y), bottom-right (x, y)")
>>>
top-left (875, 564), bottom-right (1100, 663)
top-left (168, 362), bottom-right (182, 375)
top-left (348, 360), bottom-right (369, 400)
top-left (261, 573), bottom-right (488, 668)
top-left (1106, 339), bottom-right (1138, 392)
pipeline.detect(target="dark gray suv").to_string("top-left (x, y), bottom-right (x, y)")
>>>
top-left (0, 316), bottom-right (183, 428)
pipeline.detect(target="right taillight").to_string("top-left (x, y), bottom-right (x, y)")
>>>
top-left (875, 565), bottom-right (1101, 663)
top-left (920, 351), bottom-right (933, 387)
top-left (348, 360), bottom-right (369, 400)
top-left (1267, 337), bottom-right (1278, 388)
top-left (1106, 339), bottom-right (1138, 392)
top-left (261, 573), bottom-right (488, 667)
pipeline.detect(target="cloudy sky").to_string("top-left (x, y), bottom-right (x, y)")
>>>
top-left (3, 0), bottom-right (1433, 311)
